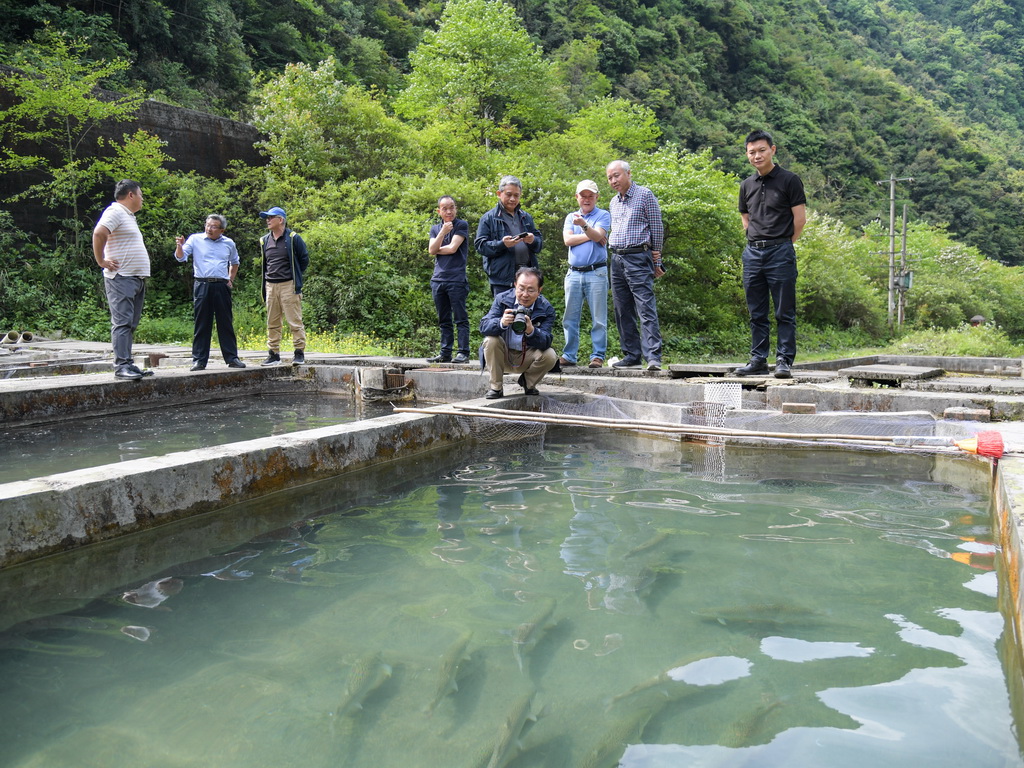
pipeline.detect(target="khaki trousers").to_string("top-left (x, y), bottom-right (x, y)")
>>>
top-left (265, 280), bottom-right (306, 352)
top-left (482, 335), bottom-right (557, 391)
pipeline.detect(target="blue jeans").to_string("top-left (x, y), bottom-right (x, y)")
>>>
top-left (431, 279), bottom-right (470, 356)
top-left (561, 266), bottom-right (608, 363)
top-left (742, 240), bottom-right (797, 363)
top-left (611, 250), bottom-right (661, 364)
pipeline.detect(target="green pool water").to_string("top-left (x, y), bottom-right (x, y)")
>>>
top-left (0, 392), bottom-right (390, 484)
top-left (0, 430), bottom-right (1016, 767)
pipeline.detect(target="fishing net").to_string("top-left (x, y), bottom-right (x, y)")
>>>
top-left (440, 391), bottom-right (1012, 460)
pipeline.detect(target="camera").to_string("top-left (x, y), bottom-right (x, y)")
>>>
top-left (511, 303), bottom-right (532, 334)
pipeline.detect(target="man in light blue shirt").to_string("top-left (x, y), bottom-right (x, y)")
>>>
top-left (560, 179), bottom-right (611, 368)
top-left (174, 214), bottom-right (246, 371)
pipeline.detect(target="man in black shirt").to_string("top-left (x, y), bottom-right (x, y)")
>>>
top-left (734, 130), bottom-right (806, 379)
top-left (259, 206), bottom-right (310, 366)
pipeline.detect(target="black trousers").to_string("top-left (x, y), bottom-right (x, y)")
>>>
top-left (192, 281), bottom-right (239, 364)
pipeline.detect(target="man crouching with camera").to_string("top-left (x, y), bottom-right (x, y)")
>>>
top-left (480, 266), bottom-right (558, 399)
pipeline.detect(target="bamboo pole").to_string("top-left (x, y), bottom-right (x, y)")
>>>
top-left (392, 405), bottom-right (910, 445)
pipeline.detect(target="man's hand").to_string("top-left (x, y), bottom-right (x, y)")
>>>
top-left (520, 232), bottom-right (535, 245)
top-left (439, 221), bottom-right (453, 236)
top-left (96, 257), bottom-right (120, 271)
top-left (502, 234), bottom-right (521, 248)
top-left (500, 308), bottom-right (515, 328)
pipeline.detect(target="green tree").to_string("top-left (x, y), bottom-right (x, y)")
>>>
top-left (0, 25), bottom-right (143, 250)
top-left (252, 57), bottom-right (415, 196)
top-left (395, 0), bottom-right (560, 149)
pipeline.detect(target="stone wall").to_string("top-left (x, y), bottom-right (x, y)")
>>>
top-left (0, 70), bottom-right (264, 237)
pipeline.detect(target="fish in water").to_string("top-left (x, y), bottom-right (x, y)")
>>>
top-left (720, 697), bottom-right (783, 747)
top-left (336, 651), bottom-right (392, 719)
top-left (121, 577), bottom-right (184, 609)
top-left (487, 690), bottom-right (538, 768)
top-left (574, 706), bottom-right (656, 768)
top-left (606, 650), bottom-right (715, 709)
top-left (512, 598), bottom-right (557, 673)
top-left (622, 531), bottom-right (670, 559)
top-left (425, 631), bottom-right (473, 716)
top-left (694, 603), bottom-right (824, 635)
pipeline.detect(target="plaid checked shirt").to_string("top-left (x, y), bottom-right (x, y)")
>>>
top-left (608, 183), bottom-right (664, 252)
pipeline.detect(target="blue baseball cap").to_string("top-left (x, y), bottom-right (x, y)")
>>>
top-left (259, 206), bottom-right (286, 219)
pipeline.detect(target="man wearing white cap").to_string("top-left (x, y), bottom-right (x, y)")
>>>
top-left (559, 180), bottom-right (611, 368)
top-left (258, 205), bottom-right (309, 366)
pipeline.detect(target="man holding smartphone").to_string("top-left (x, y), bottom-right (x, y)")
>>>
top-left (475, 175), bottom-right (543, 297)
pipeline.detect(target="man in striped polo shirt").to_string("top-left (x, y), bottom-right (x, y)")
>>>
top-left (92, 179), bottom-right (153, 381)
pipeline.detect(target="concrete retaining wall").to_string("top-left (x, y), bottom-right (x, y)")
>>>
top-left (0, 410), bottom-right (470, 569)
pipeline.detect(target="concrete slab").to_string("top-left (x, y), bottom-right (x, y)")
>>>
top-left (839, 364), bottom-right (945, 386)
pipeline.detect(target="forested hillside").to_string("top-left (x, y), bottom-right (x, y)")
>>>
top-left (2, 0), bottom-right (1023, 263)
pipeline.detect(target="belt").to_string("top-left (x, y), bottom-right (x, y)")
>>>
top-left (610, 246), bottom-right (649, 255)
top-left (195, 277), bottom-right (229, 283)
top-left (569, 264), bottom-right (605, 272)
top-left (747, 237), bottom-right (791, 248)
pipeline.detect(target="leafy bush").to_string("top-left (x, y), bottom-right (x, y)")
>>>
top-left (893, 323), bottom-right (1023, 357)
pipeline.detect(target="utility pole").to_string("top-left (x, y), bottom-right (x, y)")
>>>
top-left (898, 203), bottom-right (908, 326)
top-left (875, 174), bottom-right (914, 330)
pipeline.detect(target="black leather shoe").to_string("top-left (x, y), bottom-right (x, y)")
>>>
top-left (452, 353), bottom-right (469, 364)
top-left (517, 373), bottom-right (540, 396)
top-left (190, 362), bottom-right (207, 372)
top-left (114, 367), bottom-right (142, 380)
top-left (127, 364), bottom-right (154, 377)
top-left (485, 389), bottom-right (503, 399)
top-left (227, 359), bottom-right (247, 369)
top-left (733, 359), bottom-right (769, 376)
top-left (774, 360), bottom-right (793, 379)
top-left (427, 353), bottom-right (451, 363)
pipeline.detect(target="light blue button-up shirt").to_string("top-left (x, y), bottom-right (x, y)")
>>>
top-left (176, 233), bottom-right (239, 279)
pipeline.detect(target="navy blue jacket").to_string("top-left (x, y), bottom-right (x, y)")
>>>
top-left (260, 228), bottom-right (310, 298)
top-left (474, 204), bottom-right (543, 290)
top-left (479, 289), bottom-right (556, 352)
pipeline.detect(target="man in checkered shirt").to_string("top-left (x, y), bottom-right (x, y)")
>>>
top-left (605, 160), bottom-right (665, 372)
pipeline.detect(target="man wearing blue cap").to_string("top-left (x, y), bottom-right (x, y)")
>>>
top-left (258, 206), bottom-right (309, 366)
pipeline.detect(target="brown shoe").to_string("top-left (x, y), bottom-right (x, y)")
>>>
top-left (588, 358), bottom-right (604, 368)
top-left (558, 357), bottom-right (576, 367)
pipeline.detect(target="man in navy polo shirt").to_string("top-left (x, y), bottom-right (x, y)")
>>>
top-left (734, 130), bottom-right (806, 379)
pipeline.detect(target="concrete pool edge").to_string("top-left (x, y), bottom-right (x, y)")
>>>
top-left (0, 409), bottom-right (472, 568)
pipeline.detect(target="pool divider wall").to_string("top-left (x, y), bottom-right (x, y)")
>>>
top-left (0, 366), bottom-right (302, 426)
top-left (0, 439), bottom-right (488, 632)
top-left (0, 409), bottom-right (472, 569)
top-left (399, 366), bottom-right (1024, 419)
top-left (994, 455), bottom-right (1024, 731)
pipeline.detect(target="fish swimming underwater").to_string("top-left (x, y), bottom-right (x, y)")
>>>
top-left (336, 651), bottom-right (392, 719)
top-left (512, 598), bottom-right (557, 673)
top-left (487, 690), bottom-right (539, 768)
top-left (574, 706), bottom-right (656, 768)
top-left (425, 630), bottom-right (472, 716)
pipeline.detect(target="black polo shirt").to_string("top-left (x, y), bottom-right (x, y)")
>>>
top-left (739, 164), bottom-right (806, 240)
